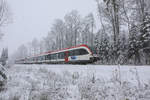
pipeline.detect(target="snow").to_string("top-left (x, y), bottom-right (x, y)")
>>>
top-left (1, 64), bottom-right (150, 100)
top-left (12, 64), bottom-right (150, 81)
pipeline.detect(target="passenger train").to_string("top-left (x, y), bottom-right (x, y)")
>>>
top-left (15, 44), bottom-right (99, 64)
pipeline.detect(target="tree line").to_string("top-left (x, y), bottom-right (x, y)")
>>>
top-left (14, 0), bottom-right (150, 65)
top-left (14, 11), bottom-right (95, 59)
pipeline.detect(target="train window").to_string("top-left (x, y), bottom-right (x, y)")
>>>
top-left (79, 49), bottom-right (89, 55)
top-left (37, 57), bottom-right (40, 61)
top-left (61, 52), bottom-right (65, 59)
top-left (51, 54), bottom-right (57, 59)
top-left (40, 56), bottom-right (42, 60)
top-left (58, 53), bottom-right (60, 59)
top-left (56, 53), bottom-right (59, 59)
top-left (58, 52), bottom-right (65, 59)
top-left (51, 54), bottom-right (54, 59)
top-left (41, 56), bottom-right (45, 60)
top-left (48, 54), bottom-right (51, 60)
top-left (38, 56), bottom-right (43, 61)
top-left (40, 57), bottom-right (42, 61)
top-left (43, 56), bottom-right (45, 60)
top-left (50, 55), bottom-right (52, 60)
top-left (69, 49), bottom-right (80, 56)
top-left (46, 54), bottom-right (51, 60)
top-left (39, 56), bottom-right (41, 61)
top-left (55, 54), bottom-right (57, 59)
top-left (29, 58), bottom-right (31, 61)
top-left (68, 49), bottom-right (88, 56)
top-left (69, 50), bottom-right (75, 56)
top-left (74, 49), bottom-right (80, 55)
top-left (45, 55), bottom-right (48, 60)
top-left (89, 46), bottom-right (97, 54)
top-left (34, 57), bottom-right (37, 61)
top-left (32, 58), bottom-right (34, 61)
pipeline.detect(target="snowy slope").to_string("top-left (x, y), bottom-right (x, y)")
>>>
top-left (0, 64), bottom-right (150, 100)
top-left (13, 64), bottom-right (150, 82)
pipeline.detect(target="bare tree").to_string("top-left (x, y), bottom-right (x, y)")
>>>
top-left (51, 19), bottom-right (66, 49)
top-left (39, 39), bottom-right (45, 53)
top-left (82, 13), bottom-right (95, 46)
top-left (64, 10), bottom-right (81, 46)
top-left (0, 0), bottom-right (11, 40)
top-left (44, 32), bottom-right (56, 51)
top-left (31, 38), bottom-right (39, 55)
top-left (16, 44), bottom-right (28, 59)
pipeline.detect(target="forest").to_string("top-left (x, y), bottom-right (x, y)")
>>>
top-left (13, 0), bottom-right (150, 65)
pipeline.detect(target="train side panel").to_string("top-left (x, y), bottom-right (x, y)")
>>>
top-left (15, 44), bottom-right (99, 64)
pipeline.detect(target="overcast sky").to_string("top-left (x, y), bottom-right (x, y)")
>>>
top-left (1, 0), bottom-right (98, 55)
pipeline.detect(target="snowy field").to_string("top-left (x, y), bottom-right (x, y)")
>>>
top-left (1, 64), bottom-right (150, 100)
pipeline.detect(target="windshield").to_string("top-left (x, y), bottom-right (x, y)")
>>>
top-left (88, 46), bottom-right (97, 54)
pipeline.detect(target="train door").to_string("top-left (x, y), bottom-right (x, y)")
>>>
top-left (65, 51), bottom-right (69, 62)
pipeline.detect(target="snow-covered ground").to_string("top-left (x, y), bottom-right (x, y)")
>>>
top-left (1, 64), bottom-right (150, 100)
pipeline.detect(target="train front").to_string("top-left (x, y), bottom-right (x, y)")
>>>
top-left (88, 46), bottom-right (100, 63)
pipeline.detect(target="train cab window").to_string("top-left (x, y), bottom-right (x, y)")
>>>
top-left (89, 46), bottom-right (97, 54)
top-left (79, 49), bottom-right (89, 55)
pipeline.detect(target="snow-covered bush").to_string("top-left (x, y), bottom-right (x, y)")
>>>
top-left (27, 67), bottom-right (70, 100)
top-left (10, 95), bottom-right (20, 100)
top-left (1, 65), bottom-right (150, 100)
top-left (0, 64), bottom-right (7, 92)
top-left (78, 67), bottom-right (150, 100)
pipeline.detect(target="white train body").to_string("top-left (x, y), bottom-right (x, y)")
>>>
top-left (15, 44), bottom-right (99, 64)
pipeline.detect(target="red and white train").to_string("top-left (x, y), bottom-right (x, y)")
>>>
top-left (15, 44), bottom-right (99, 64)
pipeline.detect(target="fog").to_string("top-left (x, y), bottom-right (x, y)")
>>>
top-left (1, 0), bottom-right (97, 55)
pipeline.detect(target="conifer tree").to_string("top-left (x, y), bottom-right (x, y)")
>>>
top-left (128, 25), bottom-right (141, 64)
top-left (1, 48), bottom-right (8, 66)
